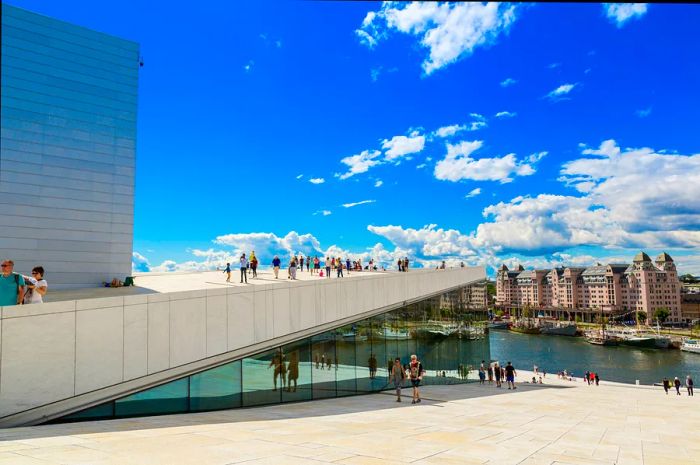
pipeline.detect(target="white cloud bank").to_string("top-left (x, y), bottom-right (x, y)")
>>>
top-left (338, 149), bottom-right (382, 180)
top-left (604, 3), bottom-right (648, 27)
top-left (356, 2), bottom-right (518, 75)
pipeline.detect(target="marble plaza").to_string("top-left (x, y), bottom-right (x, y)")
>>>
top-left (0, 373), bottom-right (696, 465)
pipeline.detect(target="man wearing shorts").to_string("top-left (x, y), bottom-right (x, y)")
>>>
top-left (408, 354), bottom-right (425, 404)
top-left (505, 361), bottom-right (517, 390)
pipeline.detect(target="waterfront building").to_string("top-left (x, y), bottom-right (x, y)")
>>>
top-left (681, 290), bottom-right (700, 325)
top-left (0, 4), bottom-right (139, 289)
top-left (496, 252), bottom-right (683, 323)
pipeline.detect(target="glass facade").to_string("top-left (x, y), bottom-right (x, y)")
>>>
top-left (54, 286), bottom-right (490, 423)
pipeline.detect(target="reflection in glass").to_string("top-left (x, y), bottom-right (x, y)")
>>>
top-left (354, 318), bottom-right (373, 393)
top-left (190, 361), bottom-right (241, 411)
top-left (311, 331), bottom-right (336, 399)
top-left (336, 323), bottom-right (357, 396)
top-left (242, 347), bottom-right (282, 406)
top-left (282, 339), bottom-right (312, 403)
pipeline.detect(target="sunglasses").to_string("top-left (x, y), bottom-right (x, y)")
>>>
top-left (31, 271), bottom-right (39, 275)
top-left (1, 264), bottom-right (10, 268)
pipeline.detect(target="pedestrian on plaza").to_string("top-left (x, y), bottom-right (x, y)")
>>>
top-left (594, 373), bottom-right (599, 386)
top-left (662, 377), bottom-right (670, 395)
top-left (346, 258), bottom-right (351, 275)
top-left (337, 259), bottom-right (343, 278)
top-left (250, 251), bottom-right (258, 278)
top-left (0, 259), bottom-right (25, 306)
top-left (404, 257), bottom-right (409, 271)
top-left (585, 371), bottom-right (590, 385)
top-left (674, 377), bottom-right (682, 395)
top-left (487, 363), bottom-right (494, 384)
top-left (397, 258), bottom-right (403, 272)
top-left (687, 375), bottom-right (694, 396)
top-left (224, 262), bottom-right (231, 282)
top-left (299, 255), bottom-right (304, 272)
top-left (501, 366), bottom-right (506, 381)
top-left (479, 360), bottom-right (486, 385)
top-left (306, 256), bottom-right (311, 272)
top-left (460, 261), bottom-right (465, 268)
top-left (325, 257), bottom-right (331, 279)
top-left (494, 362), bottom-right (502, 387)
top-left (272, 255), bottom-right (281, 279)
top-left (505, 361), bottom-right (517, 390)
top-left (391, 357), bottom-right (406, 402)
top-left (289, 256), bottom-right (297, 280)
top-left (313, 256), bottom-right (320, 275)
top-left (408, 354), bottom-right (424, 404)
top-left (22, 266), bottom-right (48, 304)
top-left (239, 254), bottom-right (248, 284)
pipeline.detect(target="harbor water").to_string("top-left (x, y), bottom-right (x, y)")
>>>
top-left (489, 330), bottom-right (700, 385)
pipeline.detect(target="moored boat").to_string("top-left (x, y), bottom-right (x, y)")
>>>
top-left (681, 339), bottom-right (700, 354)
top-left (509, 325), bottom-right (541, 335)
top-left (540, 322), bottom-right (578, 336)
top-left (380, 327), bottom-right (411, 340)
top-left (488, 321), bottom-right (509, 330)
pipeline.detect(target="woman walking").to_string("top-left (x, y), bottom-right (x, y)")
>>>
top-left (250, 250), bottom-right (258, 278)
top-left (391, 357), bottom-right (406, 402)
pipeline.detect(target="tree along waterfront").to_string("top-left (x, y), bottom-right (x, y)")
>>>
top-left (489, 330), bottom-right (700, 385)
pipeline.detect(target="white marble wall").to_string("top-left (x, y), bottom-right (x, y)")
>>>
top-left (0, 267), bottom-right (485, 420)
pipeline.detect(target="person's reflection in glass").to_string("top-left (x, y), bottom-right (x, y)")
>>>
top-left (368, 353), bottom-right (377, 379)
top-left (286, 351), bottom-right (299, 392)
top-left (269, 351), bottom-right (287, 391)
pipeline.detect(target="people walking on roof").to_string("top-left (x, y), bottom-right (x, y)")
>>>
top-left (239, 254), bottom-right (248, 284)
top-left (325, 256), bottom-right (331, 278)
top-left (289, 256), bottom-right (297, 280)
top-left (224, 262), bottom-right (231, 282)
top-left (272, 255), bottom-right (281, 279)
top-left (337, 258), bottom-right (343, 278)
top-left (250, 251), bottom-right (258, 278)
top-left (674, 377), bottom-right (682, 395)
top-left (23, 266), bottom-right (47, 304)
top-left (0, 259), bottom-right (25, 306)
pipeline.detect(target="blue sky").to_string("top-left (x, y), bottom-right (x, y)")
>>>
top-left (11, 1), bottom-right (700, 275)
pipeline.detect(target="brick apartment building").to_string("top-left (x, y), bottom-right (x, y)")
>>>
top-left (496, 252), bottom-right (683, 324)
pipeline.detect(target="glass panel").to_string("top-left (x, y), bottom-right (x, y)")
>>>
top-left (115, 378), bottom-right (189, 417)
top-left (57, 402), bottom-right (114, 422)
top-left (369, 313), bottom-right (388, 391)
top-left (336, 323), bottom-right (356, 396)
top-left (311, 331), bottom-right (336, 399)
top-left (354, 319), bottom-right (373, 393)
top-left (281, 338), bottom-right (312, 403)
top-left (242, 347), bottom-right (283, 407)
top-left (189, 360), bottom-right (241, 412)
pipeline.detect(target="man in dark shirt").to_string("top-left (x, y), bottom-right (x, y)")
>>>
top-left (504, 361), bottom-right (517, 390)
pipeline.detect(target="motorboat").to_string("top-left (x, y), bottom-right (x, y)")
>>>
top-left (681, 339), bottom-right (700, 354)
top-left (584, 329), bottom-right (621, 346)
top-left (605, 328), bottom-right (656, 348)
top-left (488, 321), bottom-right (509, 330)
top-left (380, 327), bottom-right (411, 340)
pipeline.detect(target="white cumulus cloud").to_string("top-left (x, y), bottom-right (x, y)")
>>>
top-left (500, 77), bottom-right (517, 87)
top-left (338, 149), bottom-right (382, 180)
top-left (434, 124), bottom-right (466, 138)
top-left (382, 132), bottom-right (426, 161)
top-left (357, 2), bottom-right (519, 75)
top-left (433, 140), bottom-right (540, 183)
top-left (465, 188), bottom-right (482, 198)
top-left (309, 177), bottom-right (325, 184)
top-left (604, 3), bottom-right (648, 27)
